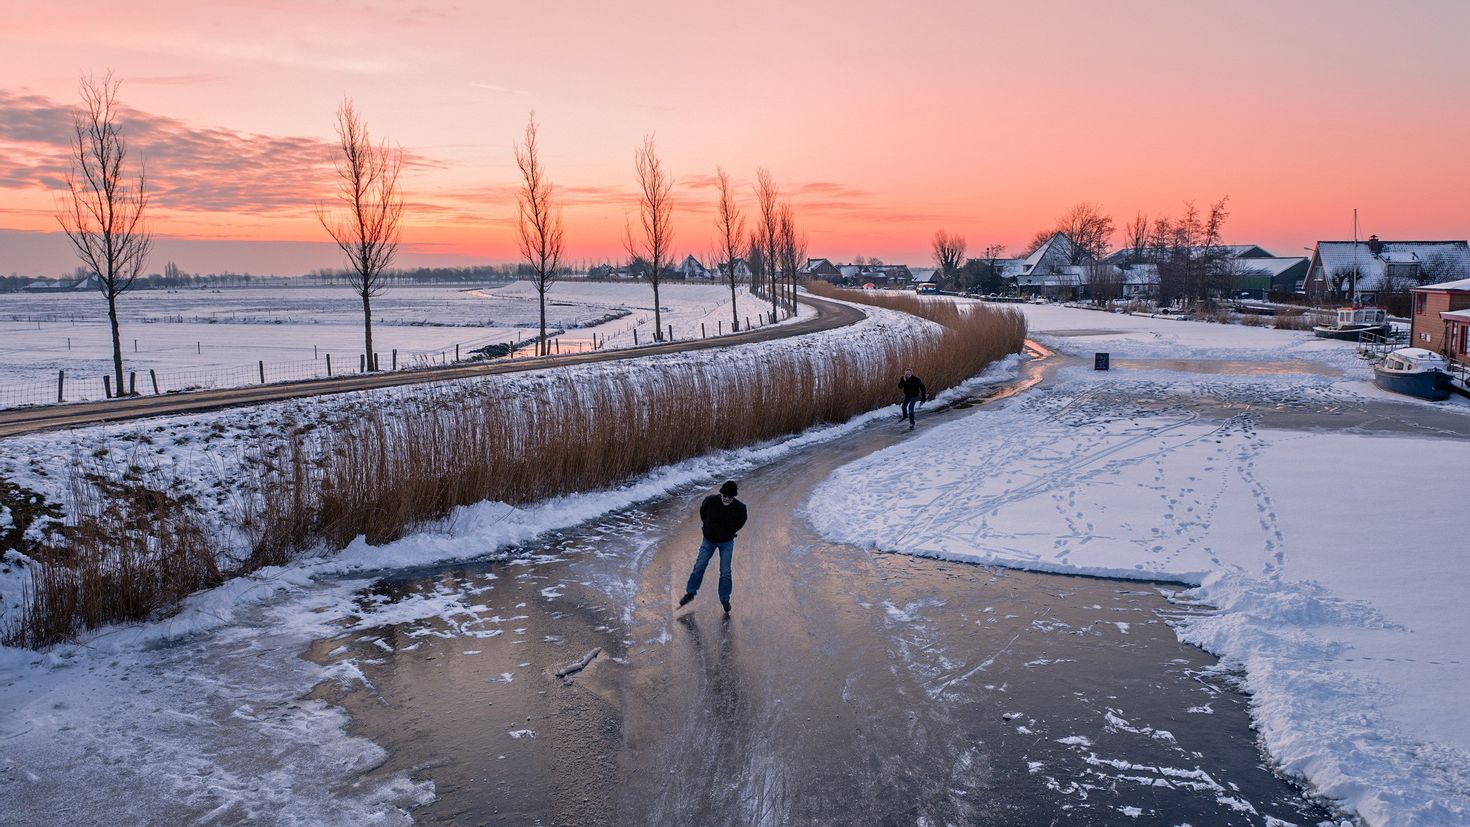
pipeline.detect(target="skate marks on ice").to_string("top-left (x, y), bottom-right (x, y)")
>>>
top-left (831, 554), bottom-right (1341, 825)
top-left (299, 502), bottom-right (677, 826)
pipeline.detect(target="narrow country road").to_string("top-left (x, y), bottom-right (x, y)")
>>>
top-left (313, 356), bottom-right (1338, 826)
top-left (0, 295), bottom-right (862, 438)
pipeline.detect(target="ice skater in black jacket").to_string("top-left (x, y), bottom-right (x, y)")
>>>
top-left (678, 480), bottom-right (747, 614)
top-left (898, 368), bottom-right (928, 430)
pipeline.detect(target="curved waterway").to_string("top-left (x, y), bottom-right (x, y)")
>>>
top-left (309, 352), bottom-right (1340, 825)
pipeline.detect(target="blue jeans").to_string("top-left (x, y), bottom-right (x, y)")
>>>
top-left (685, 539), bottom-right (734, 602)
top-left (901, 397), bottom-right (921, 424)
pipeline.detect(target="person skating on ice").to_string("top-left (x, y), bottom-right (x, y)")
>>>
top-left (898, 368), bottom-right (928, 430)
top-left (678, 480), bottom-right (747, 614)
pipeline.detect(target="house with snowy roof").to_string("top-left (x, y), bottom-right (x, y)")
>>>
top-left (1014, 233), bottom-right (1093, 298)
top-left (798, 258), bottom-right (842, 281)
top-left (1228, 257), bottom-right (1310, 299)
top-left (1409, 277), bottom-right (1470, 366)
top-left (715, 258), bottom-right (752, 280)
top-left (676, 255), bottom-right (713, 280)
top-left (1104, 244), bottom-right (1274, 266)
top-left (1303, 237), bottom-right (1470, 301)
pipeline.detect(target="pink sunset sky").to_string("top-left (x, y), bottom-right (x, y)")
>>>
top-left (1, 0), bottom-right (1467, 276)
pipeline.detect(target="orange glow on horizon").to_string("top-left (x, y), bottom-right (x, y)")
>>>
top-left (1, 1), bottom-right (1467, 275)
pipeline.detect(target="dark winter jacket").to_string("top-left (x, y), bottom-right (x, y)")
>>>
top-left (899, 375), bottom-right (928, 402)
top-left (699, 494), bottom-right (748, 543)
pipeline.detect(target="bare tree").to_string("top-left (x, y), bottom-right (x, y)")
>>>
top-left (1123, 212), bottom-right (1151, 265)
top-left (56, 72), bottom-right (152, 396)
top-left (1419, 251), bottom-right (1468, 286)
top-left (1055, 202), bottom-right (1115, 264)
top-left (1022, 229), bottom-right (1053, 257)
top-left (714, 166), bottom-right (748, 331)
top-left (633, 135), bottom-right (674, 340)
top-left (776, 202), bottom-right (807, 308)
top-left (754, 167), bottom-right (781, 318)
top-left (932, 230), bottom-right (966, 283)
top-left (515, 113), bottom-right (565, 356)
top-left (318, 98), bottom-right (403, 370)
top-left (745, 228), bottom-right (767, 297)
top-left (1088, 263), bottom-right (1125, 304)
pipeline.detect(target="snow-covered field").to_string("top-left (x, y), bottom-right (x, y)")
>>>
top-left (0, 295), bottom-right (962, 823)
top-left (807, 302), bottom-right (1470, 826)
top-left (0, 281), bottom-right (801, 407)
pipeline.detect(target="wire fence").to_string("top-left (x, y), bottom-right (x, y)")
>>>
top-left (0, 293), bottom-right (799, 411)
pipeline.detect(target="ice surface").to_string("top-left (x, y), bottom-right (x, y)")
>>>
top-left (806, 302), bottom-right (1470, 826)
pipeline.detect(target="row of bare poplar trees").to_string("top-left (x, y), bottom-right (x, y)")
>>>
top-left (54, 73), bottom-right (812, 384)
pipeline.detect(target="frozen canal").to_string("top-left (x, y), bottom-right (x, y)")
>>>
top-left (314, 386), bottom-right (1339, 825)
top-left (5, 301), bottom-right (1467, 824)
top-left (318, 414), bottom-right (1346, 827)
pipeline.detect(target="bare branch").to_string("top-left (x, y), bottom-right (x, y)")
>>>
top-left (714, 166), bottom-right (747, 330)
top-left (54, 71), bottom-right (152, 393)
top-left (516, 112), bottom-right (565, 355)
top-left (633, 135), bottom-right (674, 340)
top-left (931, 230), bottom-right (967, 278)
top-left (317, 97), bottom-right (403, 368)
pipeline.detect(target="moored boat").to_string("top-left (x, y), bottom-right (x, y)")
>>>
top-left (1313, 306), bottom-right (1390, 340)
top-left (1372, 348), bottom-right (1450, 401)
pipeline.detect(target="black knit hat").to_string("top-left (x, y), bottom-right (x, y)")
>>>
top-left (719, 480), bottom-right (738, 497)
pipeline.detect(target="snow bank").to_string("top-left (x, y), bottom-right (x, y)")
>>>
top-left (0, 293), bottom-right (977, 822)
top-left (806, 302), bottom-right (1470, 826)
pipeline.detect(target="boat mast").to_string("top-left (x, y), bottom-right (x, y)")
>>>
top-left (1351, 208), bottom-right (1359, 305)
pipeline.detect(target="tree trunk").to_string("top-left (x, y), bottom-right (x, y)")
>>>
top-left (652, 281), bottom-right (663, 342)
top-left (730, 278), bottom-right (739, 332)
top-left (362, 292), bottom-right (375, 371)
top-left (539, 287), bottom-right (548, 356)
top-left (107, 292), bottom-right (124, 394)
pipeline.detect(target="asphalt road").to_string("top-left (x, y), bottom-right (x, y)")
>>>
top-left (0, 295), bottom-right (863, 438)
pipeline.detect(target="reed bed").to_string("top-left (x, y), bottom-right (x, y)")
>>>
top-left (10, 288), bottom-right (1025, 647)
top-left (7, 467), bottom-right (223, 648)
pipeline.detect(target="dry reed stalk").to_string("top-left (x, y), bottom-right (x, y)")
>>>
top-left (11, 286), bottom-right (1025, 648)
top-left (7, 463), bottom-right (223, 648)
top-left (252, 284), bottom-right (1025, 550)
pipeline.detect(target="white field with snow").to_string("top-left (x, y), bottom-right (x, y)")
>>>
top-left (0, 295), bottom-right (968, 823)
top-left (806, 302), bottom-right (1470, 826)
top-left (0, 281), bottom-right (804, 406)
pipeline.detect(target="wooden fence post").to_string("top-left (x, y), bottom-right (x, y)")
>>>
top-left (668, 324), bottom-right (673, 342)
top-left (326, 353), bottom-right (332, 377)
top-left (103, 375), bottom-right (112, 399)
top-left (128, 372), bottom-right (136, 396)
top-left (633, 329), bottom-right (639, 346)
top-left (392, 349), bottom-right (398, 370)
top-left (701, 322), bottom-right (706, 338)
top-left (360, 354), bottom-right (366, 372)
top-left (455, 344), bottom-right (460, 361)
top-left (259, 361), bottom-right (265, 384)
top-left (57, 370), bottom-right (64, 403)
top-left (150, 369), bottom-right (159, 395)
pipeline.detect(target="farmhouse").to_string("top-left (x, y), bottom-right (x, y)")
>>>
top-left (798, 258), bottom-right (842, 280)
top-left (676, 255), bottom-right (713, 280)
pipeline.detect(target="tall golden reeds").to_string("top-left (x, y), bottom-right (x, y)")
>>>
top-left (9, 289), bottom-right (1025, 647)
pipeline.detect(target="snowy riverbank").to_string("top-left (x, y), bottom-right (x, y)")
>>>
top-left (0, 294), bottom-right (1023, 822)
top-left (805, 302), bottom-right (1470, 826)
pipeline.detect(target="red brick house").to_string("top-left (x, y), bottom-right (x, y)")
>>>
top-left (1409, 277), bottom-right (1470, 364)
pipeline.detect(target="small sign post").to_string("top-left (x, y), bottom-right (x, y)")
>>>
top-left (1094, 352), bottom-right (1110, 371)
